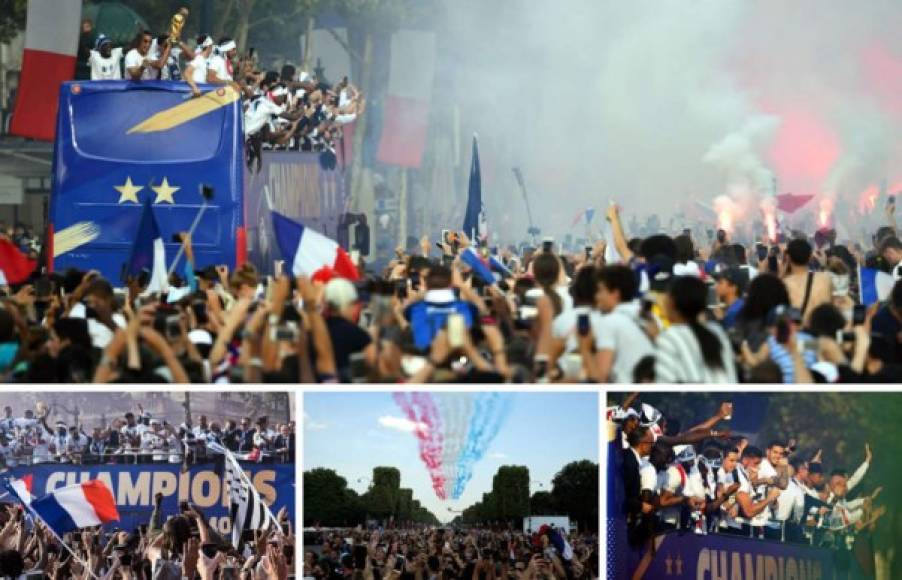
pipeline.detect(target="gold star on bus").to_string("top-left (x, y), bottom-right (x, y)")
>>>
top-left (152, 177), bottom-right (180, 204)
top-left (114, 177), bottom-right (143, 204)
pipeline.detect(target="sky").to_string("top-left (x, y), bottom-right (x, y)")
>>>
top-left (304, 392), bottom-right (599, 523)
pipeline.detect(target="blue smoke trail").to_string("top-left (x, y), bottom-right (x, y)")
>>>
top-left (451, 393), bottom-right (512, 499)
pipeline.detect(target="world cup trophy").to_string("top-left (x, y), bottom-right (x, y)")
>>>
top-left (169, 7), bottom-right (190, 45)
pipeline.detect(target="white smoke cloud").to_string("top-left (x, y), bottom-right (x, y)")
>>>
top-left (378, 415), bottom-right (428, 433)
top-left (438, 0), bottom-right (902, 241)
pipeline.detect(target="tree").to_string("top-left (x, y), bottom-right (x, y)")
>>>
top-left (397, 487), bottom-right (413, 523)
top-left (303, 468), bottom-right (354, 526)
top-left (529, 491), bottom-right (555, 516)
top-left (0, 0), bottom-right (27, 44)
top-left (550, 460), bottom-right (599, 532)
top-left (492, 465), bottom-right (530, 521)
top-left (364, 466), bottom-right (401, 520)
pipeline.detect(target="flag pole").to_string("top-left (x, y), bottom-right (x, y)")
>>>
top-left (5, 484), bottom-right (101, 580)
top-left (167, 199), bottom-right (210, 276)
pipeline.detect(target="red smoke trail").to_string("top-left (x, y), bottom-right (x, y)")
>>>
top-left (393, 392), bottom-right (447, 499)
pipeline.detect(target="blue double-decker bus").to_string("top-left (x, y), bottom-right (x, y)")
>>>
top-left (48, 81), bottom-right (246, 280)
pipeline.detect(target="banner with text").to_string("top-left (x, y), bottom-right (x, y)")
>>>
top-left (645, 533), bottom-right (835, 580)
top-left (7, 462), bottom-right (294, 535)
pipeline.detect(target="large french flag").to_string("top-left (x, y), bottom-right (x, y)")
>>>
top-left (272, 212), bottom-right (359, 282)
top-left (23, 480), bottom-right (119, 537)
top-left (376, 31), bottom-right (436, 168)
top-left (9, 0), bottom-right (82, 141)
top-left (125, 199), bottom-right (169, 294)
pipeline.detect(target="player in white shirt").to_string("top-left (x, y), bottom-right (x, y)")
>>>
top-left (244, 87), bottom-right (291, 137)
top-left (824, 470), bottom-right (884, 539)
top-left (732, 446), bottom-right (782, 537)
top-left (185, 34), bottom-right (216, 97)
top-left (823, 443), bottom-right (871, 504)
top-left (750, 440), bottom-right (789, 533)
top-left (207, 38), bottom-right (237, 84)
top-left (31, 426), bottom-right (54, 464)
top-left (141, 420), bottom-right (169, 463)
top-left (88, 35), bottom-right (123, 80)
top-left (716, 449), bottom-right (743, 531)
top-left (657, 445), bottom-right (706, 531)
top-left (124, 30), bottom-right (168, 81)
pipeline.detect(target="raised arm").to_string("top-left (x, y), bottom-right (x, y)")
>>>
top-left (605, 204), bottom-right (634, 262)
top-left (848, 443), bottom-right (871, 492)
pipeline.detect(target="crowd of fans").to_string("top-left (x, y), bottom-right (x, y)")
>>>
top-left (0, 403), bottom-right (295, 466)
top-left (611, 396), bottom-right (886, 579)
top-left (305, 527), bottom-right (598, 580)
top-left (0, 200), bottom-right (900, 384)
top-left (0, 500), bottom-right (294, 579)
top-left (80, 17), bottom-right (366, 171)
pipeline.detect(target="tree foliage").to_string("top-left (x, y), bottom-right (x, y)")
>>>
top-left (303, 466), bottom-right (438, 527)
top-left (303, 468), bottom-right (365, 526)
top-left (460, 461), bottom-right (599, 532)
top-left (550, 460), bottom-right (599, 532)
top-left (0, 0), bottom-right (27, 45)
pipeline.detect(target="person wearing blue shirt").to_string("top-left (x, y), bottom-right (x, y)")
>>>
top-left (712, 266), bottom-right (747, 329)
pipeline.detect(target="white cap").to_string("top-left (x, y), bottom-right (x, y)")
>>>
top-left (323, 278), bottom-right (358, 310)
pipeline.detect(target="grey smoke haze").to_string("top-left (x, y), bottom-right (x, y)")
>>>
top-left (441, 0), bottom-right (902, 242)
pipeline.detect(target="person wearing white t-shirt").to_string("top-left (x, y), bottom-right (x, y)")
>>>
top-left (775, 456), bottom-right (822, 542)
top-left (185, 34), bottom-right (216, 97)
top-left (244, 87), bottom-right (300, 139)
top-left (125, 30), bottom-right (167, 81)
top-left (88, 35), bottom-right (123, 80)
top-left (715, 448), bottom-right (743, 530)
top-left (733, 446), bottom-right (782, 536)
top-left (595, 265), bottom-right (655, 383)
top-left (551, 268), bottom-right (605, 349)
top-left (753, 440), bottom-right (791, 535)
top-left (207, 38), bottom-right (237, 84)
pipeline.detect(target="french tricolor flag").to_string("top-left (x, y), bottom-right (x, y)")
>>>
top-left (9, 0), bottom-right (82, 142)
top-left (27, 481), bottom-right (119, 537)
top-left (272, 212), bottom-right (359, 282)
